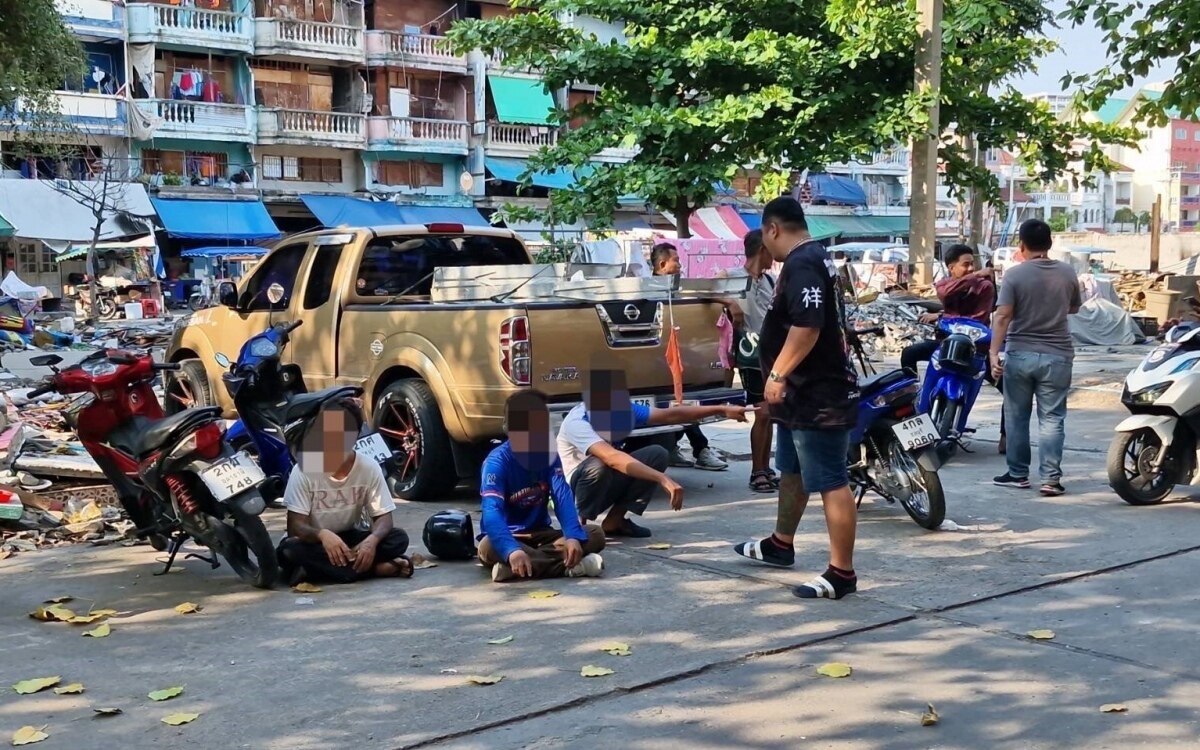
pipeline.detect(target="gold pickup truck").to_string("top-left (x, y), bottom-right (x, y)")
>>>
top-left (165, 224), bottom-right (743, 500)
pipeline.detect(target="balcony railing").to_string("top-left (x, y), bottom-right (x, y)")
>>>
top-left (128, 3), bottom-right (252, 52)
top-left (366, 31), bottom-right (466, 68)
top-left (487, 122), bottom-right (558, 151)
top-left (258, 108), bottom-right (366, 148)
top-left (136, 99), bottom-right (252, 140)
top-left (1031, 191), bottom-right (1071, 205)
top-left (367, 117), bottom-right (469, 151)
top-left (1182, 195), bottom-right (1200, 206)
top-left (870, 148), bottom-right (910, 167)
top-left (1115, 197), bottom-right (1132, 205)
top-left (255, 18), bottom-right (363, 61)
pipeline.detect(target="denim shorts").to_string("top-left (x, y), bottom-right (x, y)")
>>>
top-left (775, 424), bottom-right (851, 493)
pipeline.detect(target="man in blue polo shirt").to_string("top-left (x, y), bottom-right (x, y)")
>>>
top-left (477, 391), bottom-right (606, 582)
top-left (558, 368), bottom-right (751, 538)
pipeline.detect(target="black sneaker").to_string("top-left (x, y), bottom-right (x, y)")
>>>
top-left (993, 473), bottom-right (1030, 489)
top-left (1039, 481), bottom-right (1066, 497)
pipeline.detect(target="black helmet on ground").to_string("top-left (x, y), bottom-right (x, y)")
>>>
top-left (422, 509), bottom-right (475, 560)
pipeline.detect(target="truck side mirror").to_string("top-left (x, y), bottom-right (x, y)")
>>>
top-left (217, 281), bottom-right (238, 309)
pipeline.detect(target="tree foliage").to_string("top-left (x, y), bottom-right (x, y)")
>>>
top-left (450, 0), bottom-right (1132, 235)
top-left (1062, 0), bottom-right (1198, 124)
top-left (1112, 206), bottom-right (1136, 228)
top-left (0, 0), bottom-right (85, 128)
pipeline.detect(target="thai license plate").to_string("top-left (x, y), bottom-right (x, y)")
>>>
top-left (632, 397), bottom-right (655, 408)
top-left (199, 452), bottom-right (266, 501)
top-left (892, 415), bottom-right (939, 451)
top-left (354, 432), bottom-right (392, 464)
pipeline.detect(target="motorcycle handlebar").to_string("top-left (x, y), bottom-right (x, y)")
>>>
top-left (153, 362), bottom-right (181, 372)
top-left (282, 320), bottom-right (303, 334)
top-left (26, 383), bottom-right (55, 398)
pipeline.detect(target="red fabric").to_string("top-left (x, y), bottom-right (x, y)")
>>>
top-left (935, 274), bottom-right (996, 325)
top-left (201, 79), bottom-right (221, 103)
top-left (665, 325), bottom-right (684, 404)
top-left (717, 205), bottom-right (750, 236)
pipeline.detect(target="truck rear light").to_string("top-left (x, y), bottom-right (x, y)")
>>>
top-left (426, 223), bottom-right (464, 233)
top-left (499, 315), bottom-right (531, 386)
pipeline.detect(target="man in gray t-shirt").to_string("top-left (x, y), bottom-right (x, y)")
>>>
top-left (990, 219), bottom-right (1082, 496)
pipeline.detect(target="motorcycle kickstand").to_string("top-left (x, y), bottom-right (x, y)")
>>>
top-left (854, 484), bottom-right (868, 509)
top-left (154, 533), bottom-right (219, 575)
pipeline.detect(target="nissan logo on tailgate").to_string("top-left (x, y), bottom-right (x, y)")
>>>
top-left (623, 304), bottom-right (641, 321)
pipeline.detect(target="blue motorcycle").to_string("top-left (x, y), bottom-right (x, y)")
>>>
top-left (916, 317), bottom-right (992, 454)
top-left (214, 320), bottom-right (366, 505)
top-left (847, 327), bottom-right (947, 530)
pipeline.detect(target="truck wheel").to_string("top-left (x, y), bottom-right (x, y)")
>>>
top-left (374, 379), bottom-right (457, 501)
top-left (164, 359), bottom-right (215, 415)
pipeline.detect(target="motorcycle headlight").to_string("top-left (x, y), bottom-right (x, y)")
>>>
top-left (1131, 382), bottom-right (1171, 404)
top-left (248, 338), bottom-right (279, 357)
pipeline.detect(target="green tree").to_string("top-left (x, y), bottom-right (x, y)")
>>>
top-left (450, 0), bottom-right (1131, 236)
top-left (1062, 0), bottom-right (1199, 122)
top-left (1137, 210), bottom-right (1152, 234)
top-left (0, 0), bottom-right (84, 129)
top-left (1112, 206), bottom-right (1136, 230)
top-left (1048, 213), bottom-right (1070, 233)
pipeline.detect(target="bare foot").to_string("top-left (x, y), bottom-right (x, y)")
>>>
top-left (374, 557), bottom-right (414, 578)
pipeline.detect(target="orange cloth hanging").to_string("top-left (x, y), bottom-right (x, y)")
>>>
top-left (665, 324), bottom-right (684, 405)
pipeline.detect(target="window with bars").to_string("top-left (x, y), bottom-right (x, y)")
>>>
top-left (375, 160), bottom-right (443, 187)
top-left (261, 154), bottom-right (343, 182)
top-left (142, 149), bottom-right (229, 180)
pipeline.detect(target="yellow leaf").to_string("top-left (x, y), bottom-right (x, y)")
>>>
top-left (68, 613), bottom-right (106, 625)
top-left (410, 552), bottom-right (438, 569)
top-left (42, 596), bottom-right (74, 604)
top-left (147, 686), bottom-right (184, 702)
top-left (921, 703), bottom-right (939, 726)
top-left (1027, 629), bottom-right (1056, 640)
top-left (29, 605), bottom-right (75, 622)
top-left (11, 677), bottom-right (61, 695)
top-left (465, 675), bottom-right (504, 685)
top-left (174, 602), bottom-right (202, 615)
top-left (1100, 703), bottom-right (1129, 713)
top-left (816, 662), bottom-right (853, 678)
top-left (82, 623), bottom-right (110, 638)
top-left (580, 665), bottom-right (615, 678)
top-left (646, 543), bottom-right (672, 550)
top-left (486, 635), bottom-right (515, 645)
top-left (10, 726), bottom-right (48, 746)
top-left (92, 708), bottom-right (122, 717)
top-left (527, 590), bottom-right (559, 599)
top-left (27, 608), bottom-right (55, 622)
top-left (291, 582), bottom-right (322, 593)
top-left (89, 609), bottom-right (118, 618)
top-left (600, 642), bottom-right (632, 656)
top-left (52, 683), bottom-right (84, 695)
top-left (161, 712), bottom-right (200, 726)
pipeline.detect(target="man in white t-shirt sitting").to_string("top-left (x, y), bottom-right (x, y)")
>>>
top-left (276, 404), bottom-right (413, 585)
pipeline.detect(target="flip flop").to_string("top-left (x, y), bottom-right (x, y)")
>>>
top-left (377, 555), bottom-right (414, 578)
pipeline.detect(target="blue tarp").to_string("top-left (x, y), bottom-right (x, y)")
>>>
top-left (806, 173), bottom-right (868, 206)
top-left (151, 198), bottom-right (281, 241)
top-left (738, 211), bottom-right (762, 230)
top-left (396, 205), bottom-right (490, 226)
top-left (300, 194), bottom-right (403, 227)
top-left (181, 246), bottom-right (269, 259)
top-left (486, 157), bottom-right (581, 190)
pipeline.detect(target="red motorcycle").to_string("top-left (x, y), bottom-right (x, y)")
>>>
top-left (28, 350), bottom-right (278, 588)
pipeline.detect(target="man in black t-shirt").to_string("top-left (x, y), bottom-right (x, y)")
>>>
top-left (732, 197), bottom-right (862, 600)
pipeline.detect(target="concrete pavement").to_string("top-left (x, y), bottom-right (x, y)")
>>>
top-left (3, 345), bottom-right (1200, 749)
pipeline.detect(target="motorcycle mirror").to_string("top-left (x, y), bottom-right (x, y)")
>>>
top-left (214, 353), bottom-right (231, 369)
top-left (267, 283), bottom-right (285, 306)
top-left (29, 354), bottom-right (63, 368)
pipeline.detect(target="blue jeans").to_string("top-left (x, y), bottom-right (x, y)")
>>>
top-left (1002, 351), bottom-right (1072, 482)
top-left (775, 425), bottom-right (851, 493)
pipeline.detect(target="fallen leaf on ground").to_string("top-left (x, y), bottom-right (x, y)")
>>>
top-left (1027, 629), bottom-right (1056, 640)
top-left (291, 582), bottom-right (322, 593)
top-left (580, 665), bottom-right (615, 678)
top-left (67, 613), bottom-right (107, 624)
top-left (465, 675), bottom-right (503, 685)
top-left (27, 608), bottom-right (56, 622)
top-left (89, 609), bottom-right (117, 617)
top-left (92, 708), bottom-right (122, 717)
top-left (921, 703), bottom-right (939, 726)
top-left (42, 596), bottom-right (73, 604)
top-left (600, 642), bottom-right (632, 656)
top-left (161, 712), bottom-right (200, 726)
top-left (646, 543), bottom-right (672, 550)
top-left (12, 677), bottom-right (61, 695)
top-left (410, 553), bottom-right (438, 569)
top-left (173, 602), bottom-right (202, 615)
top-left (527, 590), bottom-right (559, 599)
top-left (82, 623), bottom-right (110, 638)
top-left (147, 687), bottom-right (184, 702)
top-left (10, 726), bottom-right (48, 746)
top-left (486, 635), bottom-right (514, 645)
top-left (1100, 703), bottom-right (1129, 713)
top-left (53, 683), bottom-right (84, 695)
top-left (28, 606), bottom-right (74, 622)
top-left (816, 663), bottom-right (853, 678)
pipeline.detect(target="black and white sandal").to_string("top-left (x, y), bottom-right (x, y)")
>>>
top-left (793, 570), bottom-right (857, 600)
top-left (733, 536), bottom-right (795, 567)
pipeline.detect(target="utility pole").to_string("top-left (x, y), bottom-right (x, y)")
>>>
top-left (910, 0), bottom-right (943, 284)
top-left (1150, 193), bottom-right (1162, 273)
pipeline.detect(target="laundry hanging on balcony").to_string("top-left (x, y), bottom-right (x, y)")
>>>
top-left (128, 44), bottom-right (161, 140)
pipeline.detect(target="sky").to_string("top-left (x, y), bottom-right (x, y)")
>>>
top-left (1012, 0), bottom-right (1168, 96)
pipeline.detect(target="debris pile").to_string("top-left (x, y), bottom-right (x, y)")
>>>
top-left (1114, 271), bottom-right (1157, 313)
top-left (848, 294), bottom-right (933, 355)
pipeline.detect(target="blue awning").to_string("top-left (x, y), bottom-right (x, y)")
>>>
top-left (396, 205), bottom-right (490, 226)
top-left (738, 211), bottom-right (762, 230)
top-left (486, 157), bottom-right (584, 190)
top-left (300, 194), bottom-right (403, 227)
top-left (806, 174), bottom-right (868, 207)
top-left (151, 198), bottom-right (281, 241)
top-left (181, 246), bottom-right (269, 259)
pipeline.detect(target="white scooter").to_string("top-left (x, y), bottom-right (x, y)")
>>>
top-left (1108, 323), bottom-right (1200, 504)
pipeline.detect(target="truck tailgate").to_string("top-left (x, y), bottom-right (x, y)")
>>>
top-left (527, 298), bottom-right (727, 397)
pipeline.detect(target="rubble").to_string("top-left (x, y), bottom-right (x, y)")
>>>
top-left (848, 294), bottom-right (935, 355)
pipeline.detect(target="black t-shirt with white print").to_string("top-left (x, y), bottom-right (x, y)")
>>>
top-left (757, 240), bottom-right (860, 430)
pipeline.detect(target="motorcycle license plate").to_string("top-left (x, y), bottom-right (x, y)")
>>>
top-left (199, 452), bottom-right (266, 501)
top-left (354, 432), bottom-right (392, 465)
top-left (892, 415), bottom-right (939, 451)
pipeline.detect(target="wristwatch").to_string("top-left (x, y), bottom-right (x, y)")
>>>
top-left (768, 371), bottom-right (785, 383)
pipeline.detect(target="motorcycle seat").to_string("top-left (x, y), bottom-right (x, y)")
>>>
top-left (111, 407), bottom-right (223, 458)
top-left (282, 386), bottom-right (363, 427)
top-left (860, 369), bottom-right (913, 396)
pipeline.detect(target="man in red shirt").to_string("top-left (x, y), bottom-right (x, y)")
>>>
top-left (901, 244), bottom-right (997, 373)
